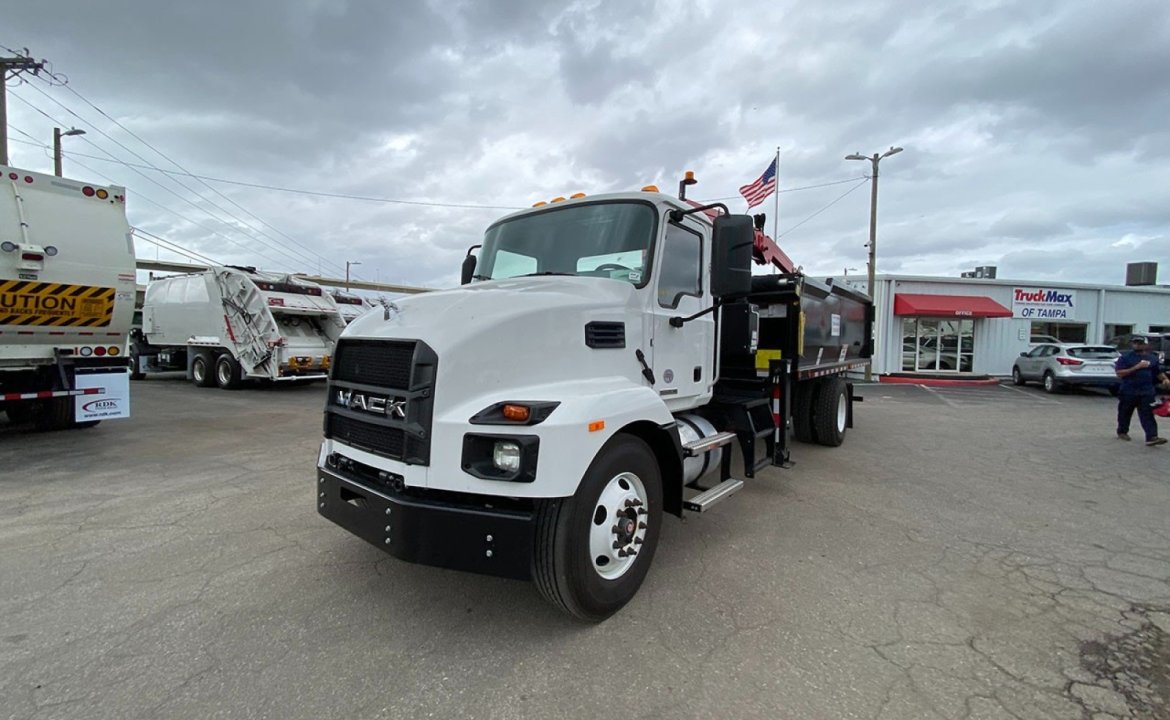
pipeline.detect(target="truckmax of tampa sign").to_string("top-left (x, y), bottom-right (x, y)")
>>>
top-left (1012, 287), bottom-right (1076, 319)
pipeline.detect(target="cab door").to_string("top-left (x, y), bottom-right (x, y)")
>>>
top-left (650, 219), bottom-right (712, 409)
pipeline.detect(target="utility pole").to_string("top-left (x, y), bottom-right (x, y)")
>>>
top-left (346, 260), bottom-right (361, 291)
top-left (1, 51), bottom-right (46, 165)
top-left (53, 127), bottom-right (85, 176)
top-left (846, 146), bottom-right (903, 381)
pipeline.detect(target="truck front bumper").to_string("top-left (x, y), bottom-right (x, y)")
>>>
top-left (316, 465), bottom-right (536, 580)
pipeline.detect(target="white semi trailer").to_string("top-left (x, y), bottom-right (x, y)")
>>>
top-left (316, 181), bottom-right (873, 621)
top-left (131, 266), bottom-right (346, 388)
top-left (0, 164), bottom-right (135, 430)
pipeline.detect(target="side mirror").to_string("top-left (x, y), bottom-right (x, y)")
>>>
top-left (460, 255), bottom-right (476, 285)
top-left (1019, 351), bottom-right (1028, 357)
top-left (711, 215), bottom-right (754, 299)
top-left (461, 244), bottom-right (481, 285)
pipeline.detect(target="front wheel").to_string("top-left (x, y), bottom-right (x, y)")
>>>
top-left (1043, 371), bottom-right (1060, 394)
top-left (532, 435), bottom-right (663, 622)
top-left (1011, 367), bottom-right (1025, 386)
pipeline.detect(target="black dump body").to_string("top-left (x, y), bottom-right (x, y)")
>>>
top-left (719, 274), bottom-right (873, 383)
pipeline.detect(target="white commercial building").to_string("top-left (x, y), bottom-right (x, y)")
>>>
top-left (860, 274), bottom-right (1170, 378)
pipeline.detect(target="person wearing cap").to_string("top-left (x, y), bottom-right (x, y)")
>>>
top-left (1114, 335), bottom-right (1169, 446)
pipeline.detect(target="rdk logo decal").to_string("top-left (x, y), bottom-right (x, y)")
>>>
top-left (81, 398), bottom-right (121, 412)
top-left (336, 389), bottom-right (407, 419)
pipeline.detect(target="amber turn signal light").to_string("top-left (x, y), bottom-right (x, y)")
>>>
top-left (502, 404), bottom-right (531, 422)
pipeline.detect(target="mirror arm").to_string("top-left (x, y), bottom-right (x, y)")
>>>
top-left (668, 202), bottom-right (729, 223)
top-left (669, 301), bottom-right (720, 328)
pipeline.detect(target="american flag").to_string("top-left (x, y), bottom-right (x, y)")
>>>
top-left (739, 158), bottom-right (778, 209)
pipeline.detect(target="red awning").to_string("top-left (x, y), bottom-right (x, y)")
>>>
top-left (893, 293), bottom-right (1012, 318)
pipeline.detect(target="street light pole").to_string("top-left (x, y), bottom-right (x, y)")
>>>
top-left (846, 146), bottom-right (902, 381)
top-left (53, 127), bottom-right (86, 177)
top-left (346, 260), bottom-right (362, 291)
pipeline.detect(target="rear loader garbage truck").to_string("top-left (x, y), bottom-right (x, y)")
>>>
top-left (315, 179), bottom-right (873, 621)
top-left (131, 266), bottom-right (346, 388)
top-left (0, 165), bottom-right (135, 431)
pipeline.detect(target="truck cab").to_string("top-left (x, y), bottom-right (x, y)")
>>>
top-left (317, 188), bottom-right (869, 621)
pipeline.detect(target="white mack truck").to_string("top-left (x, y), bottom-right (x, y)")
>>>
top-left (131, 266), bottom-right (346, 388)
top-left (316, 179), bottom-right (873, 621)
top-left (0, 164), bottom-right (135, 431)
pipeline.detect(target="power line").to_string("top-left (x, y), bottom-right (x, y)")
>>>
top-left (131, 227), bottom-right (221, 266)
top-left (7, 95), bottom-right (312, 272)
top-left (36, 76), bottom-right (357, 276)
top-left (703, 176), bottom-right (870, 203)
top-left (13, 83), bottom-right (341, 275)
top-left (777, 178), bottom-right (871, 239)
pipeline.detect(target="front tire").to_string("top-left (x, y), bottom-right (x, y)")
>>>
top-left (532, 435), bottom-right (663, 622)
top-left (1043, 371), bottom-right (1060, 394)
top-left (1011, 367), bottom-right (1025, 386)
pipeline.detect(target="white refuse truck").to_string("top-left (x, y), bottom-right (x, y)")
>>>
top-left (0, 164), bottom-right (135, 430)
top-left (315, 177), bottom-right (873, 621)
top-left (330, 289), bottom-right (374, 324)
top-left (131, 266), bottom-right (346, 388)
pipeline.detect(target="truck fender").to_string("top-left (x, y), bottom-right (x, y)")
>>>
top-left (616, 420), bottom-right (685, 517)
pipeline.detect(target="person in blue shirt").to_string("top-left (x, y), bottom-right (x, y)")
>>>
top-left (1115, 335), bottom-right (1169, 446)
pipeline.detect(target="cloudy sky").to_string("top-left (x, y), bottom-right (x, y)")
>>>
top-left (4, 0), bottom-right (1170, 290)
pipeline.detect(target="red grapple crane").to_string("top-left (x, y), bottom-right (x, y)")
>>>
top-left (684, 198), bottom-right (796, 274)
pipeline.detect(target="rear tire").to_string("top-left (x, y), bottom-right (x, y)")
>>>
top-left (1011, 367), bottom-right (1025, 386)
top-left (4, 401), bottom-right (33, 425)
top-left (192, 352), bottom-right (215, 388)
top-left (792, 381), bottom-right (817, 444)
top-left (1043, 371), bottom-right (1060, 394)
top-left (215, 354), bottom-right (243, 390)
top-left (813, 377), bottom-right (848, 447)
top-left (129, 351), bottom-right (146, 381)
top-left (532, 435), bottom-right (662, 622)
top-left (32, 397), bottom-right (74, 431)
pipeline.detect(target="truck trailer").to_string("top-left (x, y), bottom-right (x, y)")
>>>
top-left (131, 266), bottom-right (346, 388)
top-left (315, 182), bottom-right (872, 620)
top-left (0, 164), bottom-right (135, 430)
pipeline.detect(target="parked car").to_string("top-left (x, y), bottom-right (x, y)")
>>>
top-left (1106, 333), bottom-right (1170, 364)
top-left (1012, 344), bottom-right (1120, 394)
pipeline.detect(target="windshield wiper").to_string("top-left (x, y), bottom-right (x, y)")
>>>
top-left (471, 274), bottom-right (492, 280)
top-left (517, 271), bottom-right (575, 277)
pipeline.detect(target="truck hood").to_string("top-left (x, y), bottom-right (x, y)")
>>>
top-left (342, 275), bottom-right (646, 392)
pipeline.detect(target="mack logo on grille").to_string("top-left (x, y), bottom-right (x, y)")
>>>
top-left (335, 389), bottom-right (407, 419)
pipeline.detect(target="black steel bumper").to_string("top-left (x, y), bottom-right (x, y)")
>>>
top-left (316, 466), bottom-right (535, 580)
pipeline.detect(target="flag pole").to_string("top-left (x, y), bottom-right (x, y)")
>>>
top-left (772, 146), bottom-right (781, 272)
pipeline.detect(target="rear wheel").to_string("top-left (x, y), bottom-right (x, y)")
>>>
top-left (215, 354), bottom-right (243, 390)
top-left (532, 435), bottom-right (662, 622)
top-left (129, 351), bottom-right (146, 381)
top-left (1042, 371), bottom-right (1060, 394)
top-left (1011, 367), bottom-right (1025, 386)
top-left (792, 381), bottom-right (817, 444)
top-left (191, 351), bottom-right (215, 388)
top-left (3, 401), bottom-right (33, 425)
top-left (813, 377), bottom-right (848, 447)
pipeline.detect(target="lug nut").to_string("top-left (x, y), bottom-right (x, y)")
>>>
top-left (613, 541), bottom-right (622, 549)
top-left (627, 548), bottom-right (638, 556)
top-left (617, 549), bottom-right (628, 558)
top-left (638, 522), bottom-right (647, 530)
top-left (634, 537), bottom-right (643, 544)
top-left (637, 508), bottom-right (647, 516)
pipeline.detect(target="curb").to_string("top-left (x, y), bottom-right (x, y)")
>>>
top-left (879, 375), bottom-right (1003, 387)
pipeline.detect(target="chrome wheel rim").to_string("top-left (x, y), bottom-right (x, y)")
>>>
top-left (589, 472), bottom-right (648, 580)
top-left (217, 362), bottom-right (230, 385)
top-left (836, 390), bottom-right (847, 433)
top-left (193, 360), bottom-right (206, 383)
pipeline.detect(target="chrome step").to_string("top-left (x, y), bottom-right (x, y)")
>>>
top-left (682, 431), bottom-right (737, 456)
top-left (683, 478), bottom-right (744, 513)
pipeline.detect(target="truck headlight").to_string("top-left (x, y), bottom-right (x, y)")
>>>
top-left (492, 441), bottom-right (521, 472)
top-left (461, 434), bottom-right (539, 483)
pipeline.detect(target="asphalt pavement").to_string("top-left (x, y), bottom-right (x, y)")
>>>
top-left (1, 377), bottom-right (1168, 719)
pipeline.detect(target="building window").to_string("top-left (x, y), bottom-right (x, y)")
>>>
top-left (1104, 324), bottom-right (1133, 342)
top-left (1149, 325), bottom-right (1170, 334)
top-left (901, 317), bottom-right (974, 372)
top-left (1030, 321), bottom-right (1087, 343)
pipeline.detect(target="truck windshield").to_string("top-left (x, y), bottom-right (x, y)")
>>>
top-left (478, 202), bottom-right (655, 285)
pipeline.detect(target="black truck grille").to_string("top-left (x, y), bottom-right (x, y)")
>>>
top-left (327, 414), bottom-right (405, 457)
top-left (325, 339), bottom-right (437, 465)
top-left (332, 339), bottom-right (415, 389)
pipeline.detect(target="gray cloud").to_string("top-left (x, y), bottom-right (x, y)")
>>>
top-left (3, 0), bottom-right (1169, 289)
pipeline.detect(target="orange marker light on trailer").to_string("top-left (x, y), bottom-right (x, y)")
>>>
top-left (502, 404), bottom-right (531, 422)
top-left (588, 420), bottom-right (605, 432)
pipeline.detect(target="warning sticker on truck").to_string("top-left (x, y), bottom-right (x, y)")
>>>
top-left (0, 280), bottom-right (115, 327)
